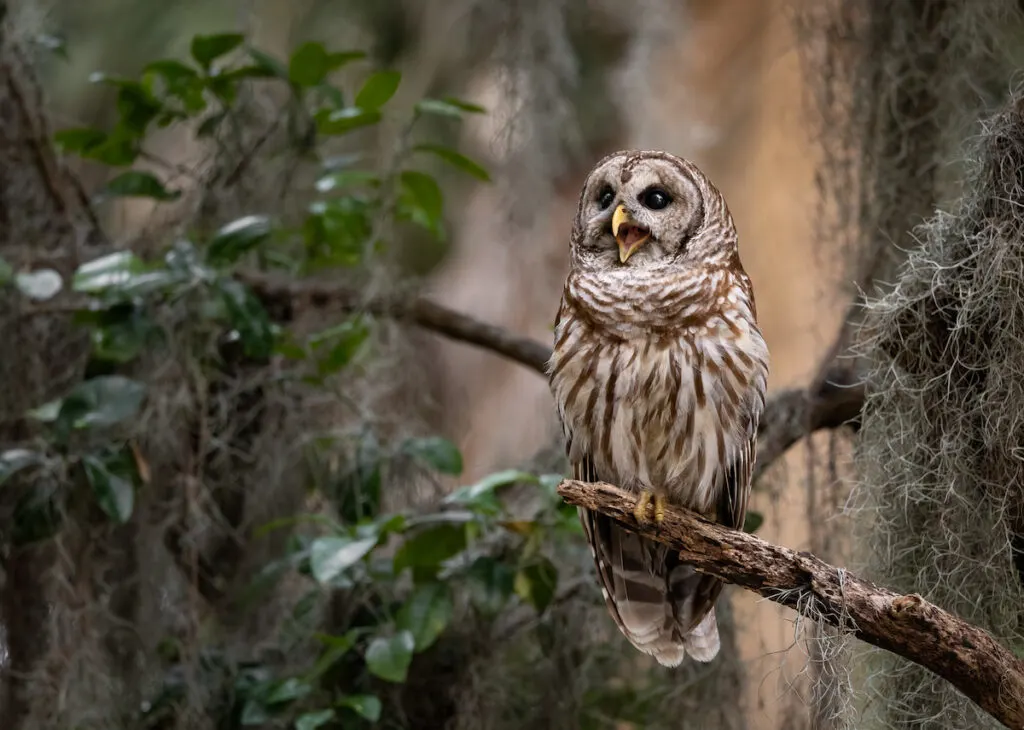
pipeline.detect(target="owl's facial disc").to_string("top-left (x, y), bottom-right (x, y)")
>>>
top-left (611, 204), bottom-right (651, 263)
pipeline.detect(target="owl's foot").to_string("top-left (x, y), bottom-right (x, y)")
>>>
top-left (633, 491), bottom-right (668, 525)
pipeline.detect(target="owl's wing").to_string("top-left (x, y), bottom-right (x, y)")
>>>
top-left (719, 388), bottom-right (766, 531)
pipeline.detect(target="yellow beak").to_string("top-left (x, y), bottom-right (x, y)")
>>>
top-left (611, 204), bottom-right (651, 263)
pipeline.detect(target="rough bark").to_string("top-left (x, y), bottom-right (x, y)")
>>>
top-left (557, 479), bottom-right (1024, 730)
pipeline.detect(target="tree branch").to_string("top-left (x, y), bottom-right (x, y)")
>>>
top-left (241, 271), bottom-right (865, 479)
top-left (556, 479), bottom-right (1024, 730)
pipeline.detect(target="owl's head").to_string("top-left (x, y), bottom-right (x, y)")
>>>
top-left (569, 150), bottom-right (737, 271)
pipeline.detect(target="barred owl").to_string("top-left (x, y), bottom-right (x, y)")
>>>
top-left (548, 150), bottom-right (769, 666)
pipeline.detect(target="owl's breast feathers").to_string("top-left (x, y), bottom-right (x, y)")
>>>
top-left (548, 264), bottom-right (769, 514)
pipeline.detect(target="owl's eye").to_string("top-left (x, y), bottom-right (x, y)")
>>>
top-left (641, 188), bottom-right (671, 210)
top-left (597, 186), bottom-right (615, 210)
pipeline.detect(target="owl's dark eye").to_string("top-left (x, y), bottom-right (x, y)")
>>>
top-left (597, 186), bottom-right (615, 210)
top-left (641, 188), bottom-right (671, 210)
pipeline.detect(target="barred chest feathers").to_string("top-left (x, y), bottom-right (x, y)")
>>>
top-left (549, 267), bottom-right (768, 515)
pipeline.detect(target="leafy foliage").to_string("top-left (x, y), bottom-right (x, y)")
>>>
top-left (0, 27), bottom-right (671, 730)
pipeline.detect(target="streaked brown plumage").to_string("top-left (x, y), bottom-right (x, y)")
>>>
top-left (548, 150), bottom-right (769, 666)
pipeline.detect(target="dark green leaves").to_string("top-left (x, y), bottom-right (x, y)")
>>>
top-left (190, 33), bottom-right (244, 70)
top-left (398, 171), bottom-right (444, 238)
top-left (101, 170), bottom-right (180, 201)
top-left (743, 510), bottom-right (764, 534)
top-left (73, 251), bottom-right (145, 293)
top-left (316, 107), bottom-right (382, 136)
top-left (215, 279), bottom-right (275, 359)
top-left (82, 453), bottom-right (135, 523)
top-left (364, 631), bottom-right (414, 683)
top-left (414, 144), bottom-right (490, 182)
top-left (465, 556), bottom-right (515, 616)
top-left (414, 97), bottom-right (486, 118)
top-left (308, 317), bottom-right (370, 377)
top-left (49, 375), bottom-right (147, 433)
top-left (354, 71), bottom-right (401, 110)
top-left (514, 557), bottom-right (558, 614)
top-left (403, 436), bottom-right (463, 476)
top-left (206, 215), bottom-right (272, 265)
top-left (337, 695), bottom-right (382, 721)
top-left (288, 42), bottom-right (365, 87)
top-left (396, 581), bottom-right (453, 651)
top-left (309, 534), bottom-right (377, 584)
top-left (295, 709), bottom-right (335, 730)
top-left (393, 523), bottom-right (467, 574)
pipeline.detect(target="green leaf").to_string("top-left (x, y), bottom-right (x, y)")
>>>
top-left (0, 255), bottom-right (12, 286)
top-left (398, 170), bottom-right (444, 237)
top-left (72, 251), bottom-right (145, 293)
top-left (403, 436), bottom-right (463, 475)
top-left (307, 630), bottom-right (360, 680)
top-left (514, 557), bottom-right (558, 614)
top-left (289, 43), bottom-right (365, 87)
top-left (0, 449), bottom-right (45, 486)
top-left (88, 311), bottom-right (158, 364)
top-left (101, 171), bottom-right (180, 201)
top-left (190, 33), bottom-right (244, 69)
top-left (393, 523), bottom-right (467, 574)
top-left (337, 695), bottom-right (381, 721)
top-left (288, 42), bottom-right (331, 87)
top-left (14, 269), bottom-right (63, 300)
top-left (265, 677), bottom-right (311, 705)
top-left (245, 48), bottom-right (289, 79)
top-left (58, 375), bottom-right (147, 431)
top-left (216, 279), bottom-right (275, 359)
top-left (316, 107), bottom-right (382, 135)
top-left (54, 127), bottom-right (108, 154)
top-left (465, 556), bottom-right (515, 616)
top-left (83, 454), bottom-right (135, 523)
top-left (12, 485), bottom-right (62, 545)
top-left (295, 709), bottom-right (335, 730)
top-left (78, 127), bottom-right (139, 166)
top-left (207, 215), bottom-right (272, 265)
top-left (143, 59), bottom-right (205, 112)
top-left (354, 70), bottom-right (401, 109)
top-left (309, 317), bottom-right (370, 376)
top-left (303, 198), bottom-right (372, 269)
top-left (414, 143), bottom-right (490, 182)
top-left (364, 631), bottom-right (415, 683)
top-left (743, 510), bottom-right (764, 534)
top-left (396, 581), bottom-right (453, 652)
top-left (314, 170), bottom-right (379, 193)
top-left (309, 535), bottom-right (378, 584)
top-left (443, 469), bottom-right (535, 513)
top-left (414, 97), bottom-right (486, 120)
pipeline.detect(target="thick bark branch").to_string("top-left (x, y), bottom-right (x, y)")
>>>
top-left (241, 271), bottom-right (865, 479)
top-left (557, 479), bottom-right (1024, 730)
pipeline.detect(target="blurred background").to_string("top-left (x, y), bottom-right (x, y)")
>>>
top-left (4, 0), bottom-right (1023, 729)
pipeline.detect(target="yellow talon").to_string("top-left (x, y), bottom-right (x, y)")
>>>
top-left (654, 494), bottom-right (667, 524)
top-left (633, 490), bottom-right (653, 524)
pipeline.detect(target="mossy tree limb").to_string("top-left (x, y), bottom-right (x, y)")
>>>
top-left (556, 479), bottom-right (1024, 730)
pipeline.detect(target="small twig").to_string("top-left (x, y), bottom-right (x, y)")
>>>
top-left (556, 479), bottom-right (1024, 730)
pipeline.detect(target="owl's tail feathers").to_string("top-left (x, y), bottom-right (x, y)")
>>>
top-left (683, 608), bottom-right (720, 662)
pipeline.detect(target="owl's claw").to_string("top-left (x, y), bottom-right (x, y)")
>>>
top-left (633, 491), bottom-right (668, 525)
top-left (653, 494), bottom-right (667, 524)
top-left (633, 490), bottom-right (653, 524)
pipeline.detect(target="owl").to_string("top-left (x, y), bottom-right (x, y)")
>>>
top-left (548, 150), bottom-right (769, 666)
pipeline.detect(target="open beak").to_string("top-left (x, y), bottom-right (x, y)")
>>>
top-left (611, 204), bottom-right (651, 263)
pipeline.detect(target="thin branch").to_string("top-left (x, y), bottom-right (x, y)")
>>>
top-left (239, 271), bottom-right (552, 374)
top-left (556, 479), bottom-right (1024, 730)
top-left (241, 271), bottom-right (865, 478)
